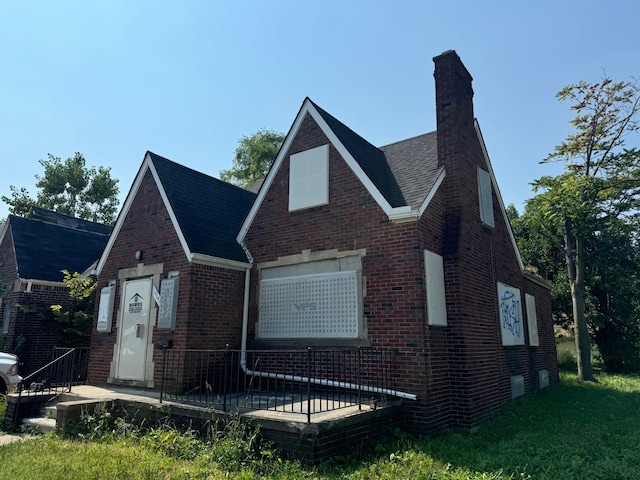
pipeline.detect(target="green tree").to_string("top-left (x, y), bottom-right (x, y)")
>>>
top-left (532, 77), bottom-right (640, 380)
top-left (220, 129), bottom-right (285, 188)
top-left (511, 201), bottom-right (640, 372)
top-left (50, 270), bottom-right (97, 347)
top-left (2, 152), bottom-right (119, 224)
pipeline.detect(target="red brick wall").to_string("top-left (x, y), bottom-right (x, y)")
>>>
top-left (244, 51), bottom-right (558, 435)
top-left (88, 168), bottom-right (247, 388)
top-left (244, 112), bottom-right (430, 406)
top-left (185, 263), bottom-right (245, 350)
top-left (430, 51), bottom-right (558, 428)
top-left (0, 223), bottom-right (86, 375)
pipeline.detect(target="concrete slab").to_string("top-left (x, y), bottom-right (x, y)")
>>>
top-left (0, 434), bottom-right (23, 446)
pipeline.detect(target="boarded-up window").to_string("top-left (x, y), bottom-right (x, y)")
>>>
top-left (259, 257), bottom-right (362, 339)
top-left (97, 286), bottom-right (116, 332)
top-left (525, 293), bottom-right (539, 346)
top-left (424, 250), bottom-right (447, 326)
top-left (158, 277), bottom-right (179, 330)
top-left (477, 167), bottom-right (494, 227)
top-left (289, 144), bottom-right (329, 211)
top-left (2, 301), bottom-right (11, 334)
top-left (497, 282), bottom-right (524, 346)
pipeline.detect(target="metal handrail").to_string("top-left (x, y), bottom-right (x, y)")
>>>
top-left (11, 348), bottom-right (80, 426)
top-left (17, 348), bottom-right (76, 392)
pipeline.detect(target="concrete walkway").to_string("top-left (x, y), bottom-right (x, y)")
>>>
top-left (0, 434), bottom-right (29, 446)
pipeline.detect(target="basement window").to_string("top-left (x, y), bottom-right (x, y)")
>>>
top-left (289, 144), bottom-right (329, 211)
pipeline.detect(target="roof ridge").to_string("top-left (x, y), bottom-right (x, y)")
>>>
top-left (146, 151), bottom-right (256, 197)
top-left (379, 130), bottom-right (437, 149)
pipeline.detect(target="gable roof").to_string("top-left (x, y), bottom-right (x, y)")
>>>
top-left (96, 152), bottom-right (255, 274)
top-left (6, 210), bottom-right (111, 282)
top-left (238, 98), bottom-right (445, 242)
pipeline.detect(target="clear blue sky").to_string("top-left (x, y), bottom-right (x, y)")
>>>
top-left (1, 1), bottom-right (639, 221)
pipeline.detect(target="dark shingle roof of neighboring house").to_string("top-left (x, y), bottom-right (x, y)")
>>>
top-left (148, 152), bottom-right (256, 263)
top-left (310, 100), bottom-right (442, 210)
top-left (8, 210), bottom-right (112, 282)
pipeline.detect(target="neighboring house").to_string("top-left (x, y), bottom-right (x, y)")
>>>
top-left (87, 153), bottom-right (255, 387)
top-left (87, 50), bottom-right (558, 434)
top-left (0, 208), bottom-right (111, 374)
top-left (238, 50), bottom-right (558, 432)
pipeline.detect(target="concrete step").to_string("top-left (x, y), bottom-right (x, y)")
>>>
top-left (22, 417), bottom-right (56, 434)
top-left (58, 391), bottom-right (92, 402)
top-left (44, 406), bottom-right (57, 420)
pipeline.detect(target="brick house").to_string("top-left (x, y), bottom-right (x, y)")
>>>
top-left (86, 50), bottom-right (557, 435)
top-left (0, 208), bottom-right (111, 375)
top-left (237, 50), bottom-right (558, 432)
top-left (86, 153), bottom-right (255, 387)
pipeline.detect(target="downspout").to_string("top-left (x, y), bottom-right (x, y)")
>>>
top-left (240, 267), bottom-right (417, 401)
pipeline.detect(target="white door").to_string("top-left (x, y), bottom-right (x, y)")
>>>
top-left (116, 277), bottom-right (152, 381)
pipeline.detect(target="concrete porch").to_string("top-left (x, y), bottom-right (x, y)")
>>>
top-left (9, 384), bottom-right (405, 463)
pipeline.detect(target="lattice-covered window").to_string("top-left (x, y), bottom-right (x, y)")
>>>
top-left (258, 258), bottom-right (363, 339)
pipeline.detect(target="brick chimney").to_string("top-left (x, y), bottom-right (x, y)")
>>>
top-left (433, 51), bottom-right (477, 258)
top-left (433, 50), bottom-right (475, 169)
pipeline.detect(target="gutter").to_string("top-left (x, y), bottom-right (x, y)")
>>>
top-left (239, 267), bottom-right (417, 401)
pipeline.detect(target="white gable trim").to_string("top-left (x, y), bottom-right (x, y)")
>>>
top-left (418, 168), bottom-right (446, 217)
top-left (237, 99), bottom-right (401, 243)
top-left (95, 153), bottom-right (193, 275)
top-left (474, 120), bottom-right (525, 273)
top-left (0, 221), bottom-right (8, 247)
top-left (190, 253), bottom-right (250, 271)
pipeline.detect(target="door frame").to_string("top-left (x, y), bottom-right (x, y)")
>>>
top-left (108, 262), bottom-right (164, 388)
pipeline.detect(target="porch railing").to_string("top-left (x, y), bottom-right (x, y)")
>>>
top-left (10, 347), bottom-right (89, 426)
top-left (159, 347), bottom-right (398, 423)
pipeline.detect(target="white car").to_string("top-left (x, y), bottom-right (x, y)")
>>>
top-left (0, 352), bottom-right (22, 393)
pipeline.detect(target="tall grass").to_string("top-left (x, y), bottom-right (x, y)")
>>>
top-left (1, 371), bottom-right (640, 479)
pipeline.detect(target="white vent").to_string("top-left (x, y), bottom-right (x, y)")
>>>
top-left (259, 270), bottom-right (360, 339)
top-left (511, 375), bottom-right (525, 398)
top-left (539, 370), bottom-right (549, 389)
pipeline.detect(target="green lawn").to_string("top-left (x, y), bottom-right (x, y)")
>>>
top-left (1, 370), bottom-right (640, 479)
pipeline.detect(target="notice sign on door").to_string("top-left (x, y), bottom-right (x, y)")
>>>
top-left (128, 293), bottom-right (144, 314)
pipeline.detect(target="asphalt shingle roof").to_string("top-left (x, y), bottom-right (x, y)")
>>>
top-left (310, 100), bottom-right (442, 210)
top-left (148, 152), bottom-right (256, 263)
top-left (9, 210), bottom-right (112, 282)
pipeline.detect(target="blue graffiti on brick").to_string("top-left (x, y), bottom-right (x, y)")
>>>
top-left (500, 289), bottom-right (521, 337)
